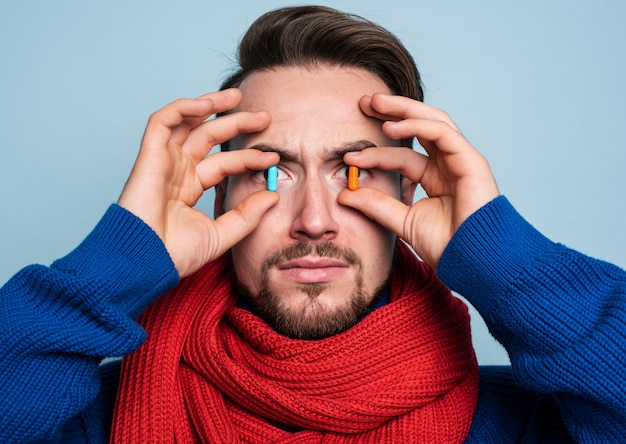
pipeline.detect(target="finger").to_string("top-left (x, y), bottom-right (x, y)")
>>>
top-left (337, 187), bottom-right (409, 237)
top-left (142, 98), bottom-right (217, 152)
top-left (381, 119), bottom-right (477, 163)
top-left (195, 88), bottom-right (242, 113)
top-left (359, 95), bottom-right (403, 122)
top-left (142, 89), bottom-right (243, 151)
top-left (212, 190), bottom-right (280, 256)
top-left (181, 110), bottom-right (271, 161)
top-left (196, 149), bottom-right (279, 189)
top-left (360, 94), bottom-right (461, 132)
top-left (167, 89), bottom-right (246, 146)
top-left (170, 88), bottom-right (247, 139)
top-left (173, 89), bottom-right (244, 130)
top-left (344, 147), bottom-right (429, 184)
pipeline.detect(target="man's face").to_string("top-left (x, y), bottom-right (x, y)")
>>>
top-left (219, 65), bottom-right (402, 339)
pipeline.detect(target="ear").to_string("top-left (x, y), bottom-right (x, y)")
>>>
top-left (214, 178), bottom-right (229, 217)
top-left (400, 177), bottom-right (418, 206)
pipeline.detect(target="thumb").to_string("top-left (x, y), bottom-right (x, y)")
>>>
top-left (337, 187), bottom-right (409, 238)
top-left (212, 190), bottom-right (280, 256)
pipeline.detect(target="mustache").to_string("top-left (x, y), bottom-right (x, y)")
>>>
top-left (263, 241), bottom-right (362, 270)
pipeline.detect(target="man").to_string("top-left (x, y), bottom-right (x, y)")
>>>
top-left (1, 6), bottom-right (624, 443)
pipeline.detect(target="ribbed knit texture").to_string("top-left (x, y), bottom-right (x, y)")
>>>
top-left (441, 196), bottom-right (626, 442)
top-left (0, 205), bottom-right (179, 443)
top-left (111, 241), bottom-right (479, 443)
top-left (2, 198), bottom-right (625, 443)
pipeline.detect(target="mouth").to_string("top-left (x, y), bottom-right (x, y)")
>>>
top-left (276, 257), bottom-right (350, 284)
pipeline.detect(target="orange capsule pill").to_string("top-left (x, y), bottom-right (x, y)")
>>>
top-left (348, 166), bottom-right (359, 191)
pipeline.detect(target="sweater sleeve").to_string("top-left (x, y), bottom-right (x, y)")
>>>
top-left (0, 204), bottom-right (179, 443)
top-left (437, 196), bottom-right (626, 442)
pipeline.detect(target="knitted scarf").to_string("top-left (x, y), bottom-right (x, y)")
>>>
top-left (111, 241), bottom-right (479, 443)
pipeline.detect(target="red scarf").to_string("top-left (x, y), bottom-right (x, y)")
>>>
top-left (112, 241), bottom-right (478, 443)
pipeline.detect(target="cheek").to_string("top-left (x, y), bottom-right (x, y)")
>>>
top-left (230, 234), bottom-right (265, 292)
top-left (228, 201), bottom-right (291, 290)
top-left (341, 206), bottom-right (396, 251)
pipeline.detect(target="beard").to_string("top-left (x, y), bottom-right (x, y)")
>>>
top-left (234, 241), bottom-right (388, 340)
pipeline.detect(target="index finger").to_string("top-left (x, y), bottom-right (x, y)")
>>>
top-left (196, 149), bottom-right (279, 189)
top-left (344, 147), bottom-right (428, 184)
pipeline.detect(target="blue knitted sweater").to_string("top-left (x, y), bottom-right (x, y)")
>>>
top-left (1, 196), bottom-right (624, 443)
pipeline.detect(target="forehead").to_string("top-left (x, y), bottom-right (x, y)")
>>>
top-left (232, 66), bottom-right (395, 156)
top-left (237, 65), bottom-right (391, 109)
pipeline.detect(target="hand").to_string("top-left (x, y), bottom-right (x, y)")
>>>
top-left (118, 89), bottom-right (279, 278)
top-left (338, 93), bottom-right (499, 267)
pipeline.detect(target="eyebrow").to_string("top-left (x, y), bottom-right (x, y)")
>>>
top-left (248, 139), bottom-right (377, 163)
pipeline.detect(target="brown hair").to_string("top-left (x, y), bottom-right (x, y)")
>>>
top-left (220, 6), bottom-right (423, 149)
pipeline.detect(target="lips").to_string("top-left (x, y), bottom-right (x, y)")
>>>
top-left (276, 257), bottom-right (349, 283)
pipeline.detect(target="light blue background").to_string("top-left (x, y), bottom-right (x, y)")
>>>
top-left (1, 1), bottom-right (625, 365)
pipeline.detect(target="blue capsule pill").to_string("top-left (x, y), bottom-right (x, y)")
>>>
top-left (267, 165), bottom-right (278, 192)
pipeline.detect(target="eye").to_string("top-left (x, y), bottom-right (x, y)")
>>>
top-left (334, 164), bottom-right (371, 181)
top-left (251, 166), bottom-right (290, 184)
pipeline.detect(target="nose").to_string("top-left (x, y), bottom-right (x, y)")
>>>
top-left (289, 175), bottom-right (339, 241)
